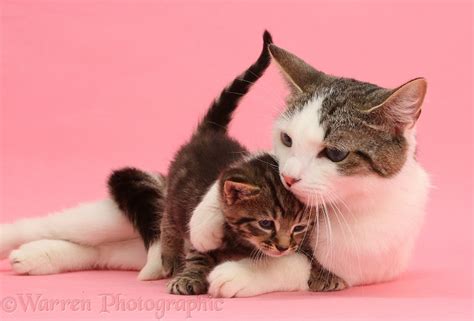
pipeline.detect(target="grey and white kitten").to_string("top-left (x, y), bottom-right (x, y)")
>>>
top-left (192, 39), bottom-right (430, 297)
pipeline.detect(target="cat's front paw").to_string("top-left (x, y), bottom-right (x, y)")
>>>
top-left (167, 274), bottom-right (208, 295)
top-left (189, 204), bottom-right (225, 252)
top-left (208, 261), bottom-right (261, 298)
top-left (308, 271), bottom-right (348, 292)
top-left (9, 241), bottom-right (59, 275)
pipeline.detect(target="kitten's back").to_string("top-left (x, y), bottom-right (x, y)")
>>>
top-left (165, 31), bottom-right (273, 235)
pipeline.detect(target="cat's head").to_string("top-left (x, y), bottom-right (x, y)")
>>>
top-left (218, 153), bottom-right (314, 257)
top-left (268, 43), bottom-right (427, 204)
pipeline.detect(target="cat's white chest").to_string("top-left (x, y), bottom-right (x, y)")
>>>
top-left (313, 161), bottom-right (430, 286)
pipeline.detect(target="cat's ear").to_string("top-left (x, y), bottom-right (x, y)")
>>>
top-left (223, 180), bottom-right (261, 205)
top-left (367, 78), bottom-right (427, 131)
top-left (268, 44), bottom-right (328, 94)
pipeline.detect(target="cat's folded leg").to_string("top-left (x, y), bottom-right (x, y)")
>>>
top-left (0, 198), bottom-right (137, 259)
top-left (207, 253), bottom-right (311, 298)
top-left (307, 259), bottom-right (348, 292)
top-left (167, 248), bottom-right (216, 295)
top-left (189, 182), bottom-right (225, 252)
top-left (8, 238), bottom-right (146, 275)
top-left (298, 243), bottom-right (349, 291)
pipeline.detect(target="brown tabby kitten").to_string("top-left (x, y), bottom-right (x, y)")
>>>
top-left (166, 154), bottom-right (321, 295)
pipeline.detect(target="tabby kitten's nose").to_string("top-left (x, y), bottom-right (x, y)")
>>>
top-left (275, 244), bottom-right (289, 252)
top-left (282, 175), bottom-right (300, 187)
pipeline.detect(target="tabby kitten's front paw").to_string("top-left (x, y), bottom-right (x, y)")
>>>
top-left (308, 271), bottom-right (348, 292)
top-left (167, 274), bottom-right (208, 295)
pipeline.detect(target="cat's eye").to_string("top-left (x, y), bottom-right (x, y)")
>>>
top-left (293, 225), bottom-right (307, 233)
top-left (280, 132), bottom-right (292, 147)
top-left (258, 220), bottom-right (274, 230)
top-left (324, 148), bottom-right (349, 162)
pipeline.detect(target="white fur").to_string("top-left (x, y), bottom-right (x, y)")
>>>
top-left (189, 181), bottom-right (225, 252)
top-left (0, 199), bottom-right (138, 259)
top-left (9, 238), bottom-right (146, 275)
top-left (0, 199), bottom-right (151, 275)
top-left (273, 95), bottom-right (430, 286)
top-left (208, 253), bottom-right (310, 298)
top-left (137, 241), bottom-right (166, 281)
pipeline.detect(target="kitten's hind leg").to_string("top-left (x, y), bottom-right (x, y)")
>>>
top-left (167, 249), bottom-right (216, 295)
top-left (9, 238), bottom-right (146, 275)
top-left (0, 198), bottom-right (137, 259)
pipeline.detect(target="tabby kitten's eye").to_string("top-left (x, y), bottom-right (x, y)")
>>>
top-left (258, 220), bottom-right (274, 230)
top-left (293, 225), bottom-right (306, 233)
top-left (324, 148), bottom-right (349, 162)
top-left (280, 132), bottom-right (292, 147)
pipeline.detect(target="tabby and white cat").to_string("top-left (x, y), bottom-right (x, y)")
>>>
top-left (191, 41), bottom-right (430, 297)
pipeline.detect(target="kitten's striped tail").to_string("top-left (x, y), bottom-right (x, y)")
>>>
top-left (198, 30), bottom-right (273, 133)
top-left (108, 168), bottom-right (166, 248)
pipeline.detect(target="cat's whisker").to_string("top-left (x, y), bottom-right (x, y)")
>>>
top-left (319, 194), bottom-right (334, 281)
top-left (326, 196), bottom-right (354, 279)
top-left (313, 194), bottom-right (321, 261)
top-left (325, 190), bottom-right (363, 280)
top-left (298, 191), bottom-right (313, 252)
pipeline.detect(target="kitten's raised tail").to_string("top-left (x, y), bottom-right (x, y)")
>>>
top-left (108, 168), bottom-right (166, 248)
top-left (198, 30), bottom-right (273, 133)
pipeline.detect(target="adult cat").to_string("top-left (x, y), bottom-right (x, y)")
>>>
top-left (191, 41), bottom-right (430, 297)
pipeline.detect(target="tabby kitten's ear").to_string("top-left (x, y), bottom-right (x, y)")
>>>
top-left (366, 78), bottom-right (427, 131)
top-left (268, 44), bottom-right (329, 94)
top-left (223, 180), bottom-right (261, 205)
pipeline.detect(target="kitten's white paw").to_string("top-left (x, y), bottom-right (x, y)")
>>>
top-left (137, 260), bottom-right (166, 281)
top-left (137, 241), bottom-right (165, 281)
top-left (189, 207), bottom-right (225, 252)
top-left (208, 261), bottom-right (262, 298)
top-left (9, 241), bottom-right (59, 275)
top-left (0, 224), bottom-right (20, 259)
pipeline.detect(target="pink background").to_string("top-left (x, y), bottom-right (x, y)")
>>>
top-left (1, 0), bottom-right (472, 320)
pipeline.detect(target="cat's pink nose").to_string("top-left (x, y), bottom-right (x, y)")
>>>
top-left (282, 175), bottom-right (300, 187)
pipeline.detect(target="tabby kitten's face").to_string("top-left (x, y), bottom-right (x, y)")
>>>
top-left (268, 44), bottom-right (427, 204)
top-left (219, 154), bottom-right (313, 257)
